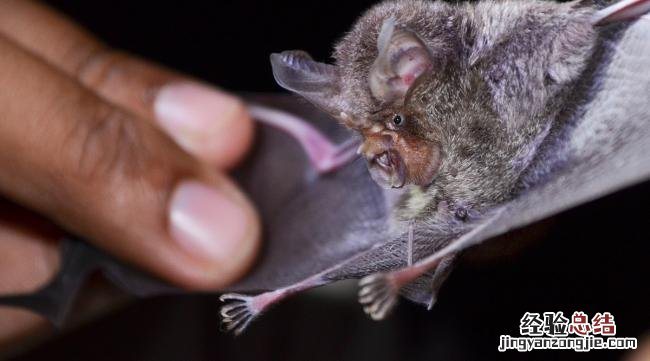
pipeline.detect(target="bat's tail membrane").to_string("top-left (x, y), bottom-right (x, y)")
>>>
top-left (592, 0), bottom-right (650, 25)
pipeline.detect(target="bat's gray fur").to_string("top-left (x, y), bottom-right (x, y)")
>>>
top-left (332, 0), bottom-right (597, 225)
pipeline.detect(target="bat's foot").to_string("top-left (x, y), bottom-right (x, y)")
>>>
top-left (358, 273), bottom-right (399, 321)
top-left (219, 275), bottom-right (329, 334)
top-left (219, 288), bottom-right (292, 335)
top-left (219, 293), bottom-right (259, 335)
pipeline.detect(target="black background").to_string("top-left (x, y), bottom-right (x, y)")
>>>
top-left (9, 1), bottom-right (650, 360)
top-left (41, 0), bottom-right (379, 93)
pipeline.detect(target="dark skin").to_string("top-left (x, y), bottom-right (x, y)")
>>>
top-left (0, 0), bottom-right (261, 345)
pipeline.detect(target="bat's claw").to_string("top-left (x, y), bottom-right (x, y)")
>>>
top-left (219, 293), bottom-right (259, 335)
top-left (358, 273), bottom-right (399, 321)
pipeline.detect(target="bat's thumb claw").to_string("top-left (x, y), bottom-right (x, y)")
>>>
top-left (358, 273), bottom-right (399, 321)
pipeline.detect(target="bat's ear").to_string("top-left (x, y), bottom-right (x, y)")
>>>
top-left (270, 50), bottom-right (345, 116)
top-left (369, 18), bottom-right (434, 105)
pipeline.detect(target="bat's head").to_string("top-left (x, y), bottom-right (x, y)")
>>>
top-left (270, 16), bottom-right (442, 189)
top-left (271, 0), bottom-right (597, 191)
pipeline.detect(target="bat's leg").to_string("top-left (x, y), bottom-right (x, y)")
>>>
top-left (358, 253), bottom-right (456, 320)
top-left (359, 208), bottom-right (503, 319)
top-left (219, 274), bottom-right (328, 335)
top-left (356, 222), bottom-right (417, 320)
top-left (425, 254), bottom-right (456, 310)
top-left (248, 104), bottom-right (359, 174)
top-left (407, 222), bottom-right (414, 266)
top-left (592, 0), bottom-right (650, 25)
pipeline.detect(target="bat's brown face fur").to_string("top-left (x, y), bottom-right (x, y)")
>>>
top-left (355, 111), bottom-right (442, 189)
top-left (272, 0), bottom-right (597, 221)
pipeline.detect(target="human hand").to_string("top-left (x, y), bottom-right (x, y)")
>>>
top-left (0, 0), bottom-right (260, 347)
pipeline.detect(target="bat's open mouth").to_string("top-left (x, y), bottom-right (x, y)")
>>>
top-left (368, 150), bottom-right (406, 188)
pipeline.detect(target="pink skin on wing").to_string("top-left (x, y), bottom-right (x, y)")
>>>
top-left (219, 104), bottom-right (362, 335)
top-left (248, 104), bottom-right (359, 174)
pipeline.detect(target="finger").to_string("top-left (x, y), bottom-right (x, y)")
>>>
top-left (0, 34), bottom-right (260, 290)
top-left (0, 202), bottom-right (61, 295)
top-left (624, 334), bottom-right (650, 361)
top-left (0, 0), bottom-right (253, 169)
top-left (0, 202), bottom-right (60, 348)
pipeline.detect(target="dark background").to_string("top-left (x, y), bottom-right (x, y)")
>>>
top-left (9, 1), bottom-right (650, 360)
top-left (43, 0), bottom-right (380, 93)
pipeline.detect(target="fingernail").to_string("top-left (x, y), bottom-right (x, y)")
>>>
top-left (169, 180), bottom-right (255, 268)
top-left (154, 82), bottom-right (246, 156)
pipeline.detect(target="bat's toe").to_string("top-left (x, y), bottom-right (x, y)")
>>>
top-left (358, 273), bottom-right (399, 321)
top-left (219, 293), bottom-right (258, 335)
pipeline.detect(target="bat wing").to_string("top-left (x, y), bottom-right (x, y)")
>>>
top-left (0, 94), bottom-right (395, 325)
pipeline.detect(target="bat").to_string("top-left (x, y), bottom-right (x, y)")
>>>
top-left (222, 0), bottom-right (650, 333)
top-left (1, 0), bottom-right (649, 337)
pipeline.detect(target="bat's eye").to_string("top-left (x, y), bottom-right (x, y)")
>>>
top-left (392, 114), bottom-right (404, 127)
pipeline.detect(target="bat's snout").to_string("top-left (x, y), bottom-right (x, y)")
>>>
top-left (359, 132), bottom-right (407, 189)
top-left (369, 150), bottom-right (406, 188)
